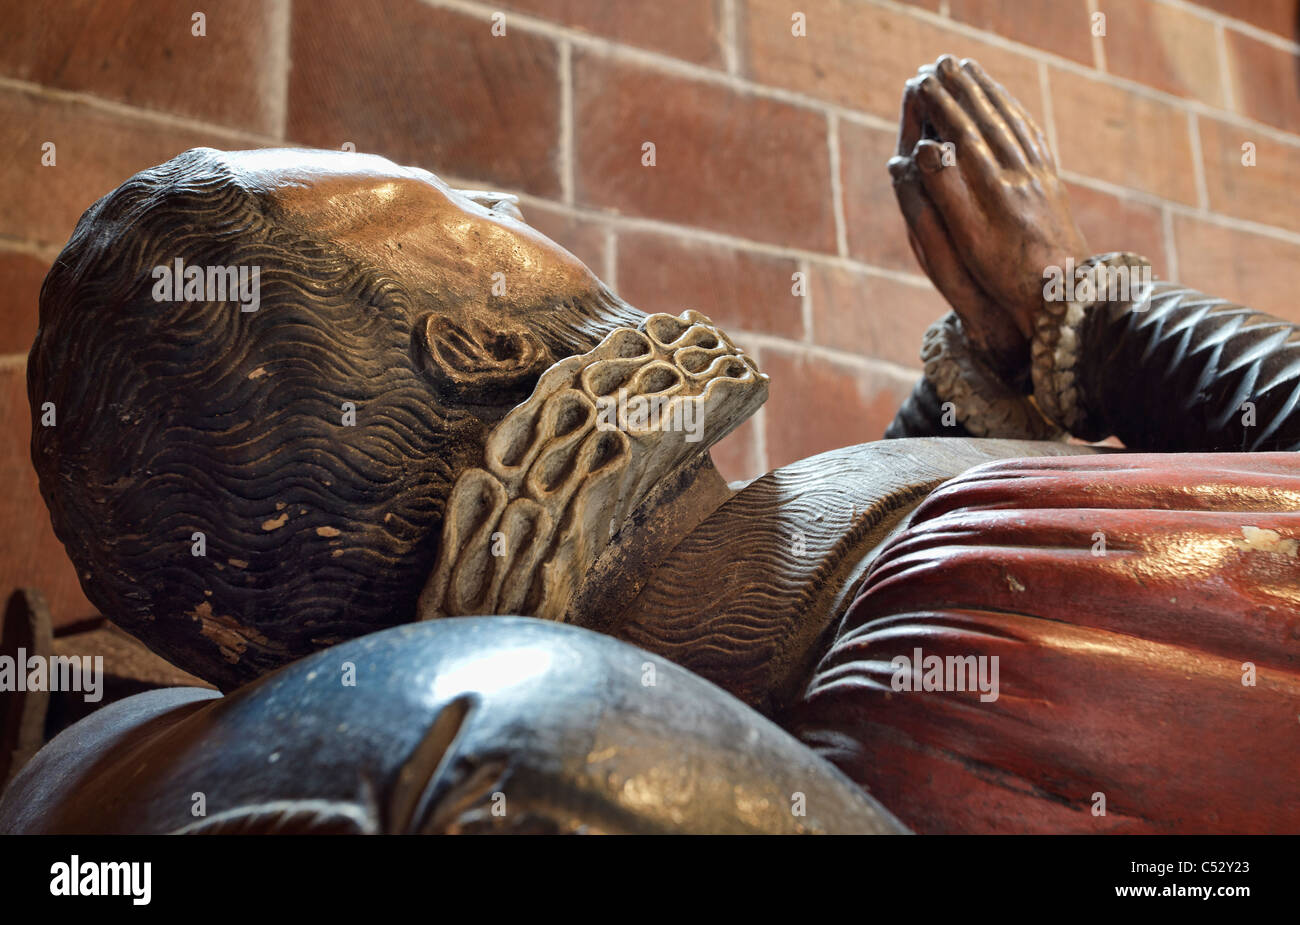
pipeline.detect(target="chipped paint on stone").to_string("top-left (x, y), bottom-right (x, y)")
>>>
top-left (1233, 526), bottom-right (1298, 557)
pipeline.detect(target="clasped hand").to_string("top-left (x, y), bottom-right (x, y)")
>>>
top-left (889, 55), bottom-right (1090, 378)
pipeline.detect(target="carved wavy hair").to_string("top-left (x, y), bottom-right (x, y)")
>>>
top-left (29, 148), bottom-right (633, 689)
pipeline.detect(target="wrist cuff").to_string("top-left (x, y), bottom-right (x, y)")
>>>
top-left (922, 312), bottom-right (1060, 440)
top-left (1031, 252), bottom-right (1154, 435)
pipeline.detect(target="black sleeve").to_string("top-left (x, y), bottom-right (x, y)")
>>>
top-left (1077, 282), bottom-right (1300, 452)
top-left (885, 374), bottom-right (973, 439)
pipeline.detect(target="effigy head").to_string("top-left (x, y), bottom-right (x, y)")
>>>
top-left (27, 147), bottom-right (677, 689)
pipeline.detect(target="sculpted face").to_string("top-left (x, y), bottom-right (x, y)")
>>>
top-left (233, 148), bottom-right (637, 410)
top-left (244, 149), bottom-right (595, 310)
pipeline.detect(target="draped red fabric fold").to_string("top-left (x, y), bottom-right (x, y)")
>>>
top-left (793, 453), bottom-right (1300, 833)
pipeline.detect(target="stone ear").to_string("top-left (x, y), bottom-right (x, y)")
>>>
top-left (418, 312), bottom-right (553, 406)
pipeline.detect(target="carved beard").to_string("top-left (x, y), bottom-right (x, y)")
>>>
top-left (417, 311), bottom-right (768, 623)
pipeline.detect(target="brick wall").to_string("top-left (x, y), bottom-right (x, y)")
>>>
top-left (2, 0), bottom-right (1298, 626)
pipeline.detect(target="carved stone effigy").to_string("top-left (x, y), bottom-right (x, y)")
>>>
top-left (6, 54), bottom-right (1300, 837)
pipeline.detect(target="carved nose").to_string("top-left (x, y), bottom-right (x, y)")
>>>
top-left (459, 189), bottom-right (524, 221)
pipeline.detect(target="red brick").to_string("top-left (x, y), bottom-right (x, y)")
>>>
top-left (0, 251), bottom-right (51, 357)
top-left (289, 0), bottom-right (563, 197)
top-left (499, 0), bottom-right (724, 66)
top-left (710, 413), bottom-right (765, 484)
top-left (0, 87), bottom-right (221, 247)
top-left (521, 201), bottom-right (609, 279)
top-left (1049, 67), bottom-right (1198, 205)
top-left (762, 347), bottom-right (915, 468)
top-left (947, 0), bottom-right (1094, 66)
top-left (838, 121), bottom-right (924, 274)
top-left (809, 264), bottom-right (948, 369)
top-left (0, 359), bottom-right (95, 630)
top-left (1224, 30), bottom-right (1300, 136)
top-left (0, 0), bottom-right (283, 135)
top-left (1100, 0), bottom-right (1224, 107)
top-left (1172, 214), bottom-right (1300, 324)
top-left (615, 231), bottom-right (804, 339)
top-left (739, 0), bottom-right (1045, 123)
top-left (1063, 182), bottom-right (1168, 274)
top-left (1188, 1), bottom-right (1296, 38)
top-left (574, 54), bottom-right (837, 252)
top-left (1198, 116), bottom-right (1300, 236)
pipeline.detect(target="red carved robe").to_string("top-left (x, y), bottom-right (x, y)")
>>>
top-left (794, 453), bottom-right (1300, 833)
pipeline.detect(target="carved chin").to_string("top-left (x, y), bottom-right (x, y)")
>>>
top-left (418, 311), bottom-right (768, 623)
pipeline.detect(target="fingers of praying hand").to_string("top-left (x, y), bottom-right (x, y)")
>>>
top-left (886, 155), bottom-right (1025, 372)
top-left (898, 56), bottom-right (1053, 195)
top-left (891, 55), bottom-right (1089, 366)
